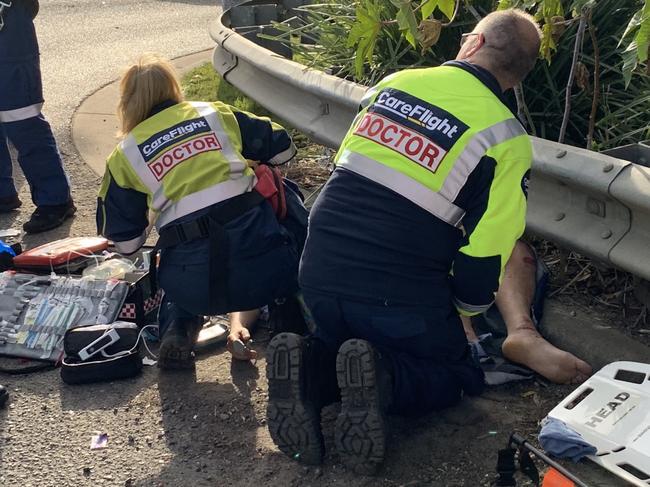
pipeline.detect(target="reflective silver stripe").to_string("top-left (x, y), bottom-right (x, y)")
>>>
top-left (453, 297), bottom-right (493, 314)
top-left (189, 101), bottom-right (248, 177)
top-left (156, 176), bottom-right (255, 228)
top-left (439, 118), bottom-right (526, 202)
top-left (113, 232), bottom-right (147, 255)
top-left (121, 134), bottom-right (159, 193)
top-left (268, 143), bottom-right (297, 165)
top-left (0, 103), bottom-right (43, 122)
top-left (338, 150), bottom-right (465, 227)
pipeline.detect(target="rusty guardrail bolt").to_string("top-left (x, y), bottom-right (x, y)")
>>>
top-left (554, 213), bottom-right (566, 221)
top-left (603, 163), bottom-right (614, 173)
top-left (556, 150), bottom-right (567, 158)
top-left (601, 229), bottom-right (612, 239)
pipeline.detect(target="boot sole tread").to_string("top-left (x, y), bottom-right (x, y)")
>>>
top-left (266, 333), bottom-right (324, 466)
top-left (158, 338), bottom-right (194, 370)
top-left (335, 339), bottom-right (387, 475)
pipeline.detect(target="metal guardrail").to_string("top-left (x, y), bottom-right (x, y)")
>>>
top-left (210, 2), bottom-right (650, 281)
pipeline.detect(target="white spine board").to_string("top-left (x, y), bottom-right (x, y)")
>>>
top-left (548, 361), bottom-right (650, 487)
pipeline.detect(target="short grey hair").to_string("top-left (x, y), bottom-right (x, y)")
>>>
top-left (475, 9), bottom-right (542, 83)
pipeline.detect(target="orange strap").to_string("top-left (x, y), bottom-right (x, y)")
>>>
top-left (542, 468), bottom-right (575, 487)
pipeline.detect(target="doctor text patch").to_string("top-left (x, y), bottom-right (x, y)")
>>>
top-left (148, 133), bottom-right (222, 180)
top-left (354, 112), bottom-right (446, 172)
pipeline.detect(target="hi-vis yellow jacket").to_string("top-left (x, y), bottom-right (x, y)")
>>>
top-left (97, 100), bottom-right (295, 254)
top-left (335, 64), bottom-right (532, 315)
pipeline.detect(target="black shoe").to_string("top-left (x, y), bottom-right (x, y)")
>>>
top-left (0, 195), bottom-right (21, 213)
top-left (266, 332), bottom-right (325, 465)
top-left (158, 320), bottom-right (198, 370)
top-left (335, 339), bottom-right (392, 475)
top-left (23, 201), bottom-right (76, 234)
top-left (0, 384), bottom-right (8, 408)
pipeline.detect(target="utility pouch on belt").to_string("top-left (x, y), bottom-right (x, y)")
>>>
top-left (61, 322), bottom-right (142, 385)
top-left (253, 164), bottom-right (287, 220)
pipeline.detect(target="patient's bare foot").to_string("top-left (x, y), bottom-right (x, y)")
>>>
top-left (502, 326), bottom-right (592, 384)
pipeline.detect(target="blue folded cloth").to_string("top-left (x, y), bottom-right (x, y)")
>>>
top-left (539, 417), bottom-right (597, 462)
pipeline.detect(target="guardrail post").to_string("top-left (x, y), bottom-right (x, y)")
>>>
top-left (603, 143), bottom-right (650, 300)
top-left (229, 3), bottom-right (291, 57)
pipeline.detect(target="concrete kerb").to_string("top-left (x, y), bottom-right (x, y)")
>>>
top-left (71, 49), bottom-right (213, 177)
top-left (542, 301), bottom-right (650, 373)
top-left (71, 48), bottom-right (649, 379)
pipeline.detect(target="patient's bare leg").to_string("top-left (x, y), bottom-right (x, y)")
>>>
top-left (499, 241), bottom-right (592, 384)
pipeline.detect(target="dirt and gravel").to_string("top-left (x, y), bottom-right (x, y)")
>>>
top-left (0, 1), bottom-right (646, 486)
top-left (1, 324), bottom-right (575, 487)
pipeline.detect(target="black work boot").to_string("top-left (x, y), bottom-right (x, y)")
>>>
top-left (23, 200), bottom-right (76, 234)
top-left (158, 319), bottom-right (201, 370)
top-left (0, 195), bottom-right (21, 213)
top-left (266, 333), bottom-right (333, 465)
top-left (335, 339), bottom-right (392, 475)
top-left (0, 384), bottom-right (8, 408)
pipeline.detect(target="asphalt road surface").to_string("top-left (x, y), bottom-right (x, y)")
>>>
top-left (0, 0), bottom-right (220, 244)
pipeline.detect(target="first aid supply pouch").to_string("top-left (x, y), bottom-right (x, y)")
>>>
top-left (60, 322), bottom-right (142, 384)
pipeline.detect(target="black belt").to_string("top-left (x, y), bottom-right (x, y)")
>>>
top-left (156, 190), bottom-right (265, 249)
top-left (150, 190), bottom-right (265, 312)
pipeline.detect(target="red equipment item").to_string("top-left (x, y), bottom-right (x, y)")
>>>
top-left (13, 237), bottom-right (109, 272)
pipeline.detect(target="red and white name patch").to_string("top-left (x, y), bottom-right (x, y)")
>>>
top-left (354, 112), bottom-right (446, 172)
top-left (148, 133), bottom-right (221, 180)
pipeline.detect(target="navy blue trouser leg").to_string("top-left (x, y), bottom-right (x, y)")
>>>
top-left (157, 199), bottom-right (306, 338)
top-left (157, 298), bottom-right (198, 338)
top-left (0, 125), bottom-right (18, 199)
top-left (303, 290), bottom-right (485, 417)
top-left (1, 115), bottom-right (70, 206)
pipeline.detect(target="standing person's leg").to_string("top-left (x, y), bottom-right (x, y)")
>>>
top-left (499, 241), bottom-right (592, 383)
top-left (0, 125), bottom-right (21, 211)
top-left (2, 55), bottom-right (74, 232)
top-left (4, 114), bottom-right (74, 233)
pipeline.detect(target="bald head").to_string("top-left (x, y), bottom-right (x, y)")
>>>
top-left (459, 9), bottom-right (542, 88)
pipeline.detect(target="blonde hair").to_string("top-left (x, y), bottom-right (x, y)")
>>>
top-left (117, 54), bottom-right (183, 137)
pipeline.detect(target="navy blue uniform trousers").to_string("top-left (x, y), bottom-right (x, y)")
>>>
top-left (0, 116), bottom-right (70, 205)
top-left (158, 183), bottom-right (308, 334)
top-left (0, 3), bottom-right (70, 206)
top-left (303, 290), bottom-right (485, 417)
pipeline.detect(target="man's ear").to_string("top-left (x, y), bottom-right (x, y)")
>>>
top-left (465, 33), bottom-right (486, 58)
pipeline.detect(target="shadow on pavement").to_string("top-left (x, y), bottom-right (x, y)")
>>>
top-left (138, 358), bottom-right (262, 486)
top-left (59, 369), bottom-right (155, 411)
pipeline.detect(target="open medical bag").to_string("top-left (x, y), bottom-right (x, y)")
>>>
top-left (118, 270), bottom-right (164, 328)
top-left (0, 272), bottom-right (129, 362)
top-left (60, 322), bottom-right (143, 384)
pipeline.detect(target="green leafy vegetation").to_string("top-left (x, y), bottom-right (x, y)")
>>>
top-left (263, 0), bottom-right (649, 149)
top-left (181, 63), bottom-right (270, 116)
